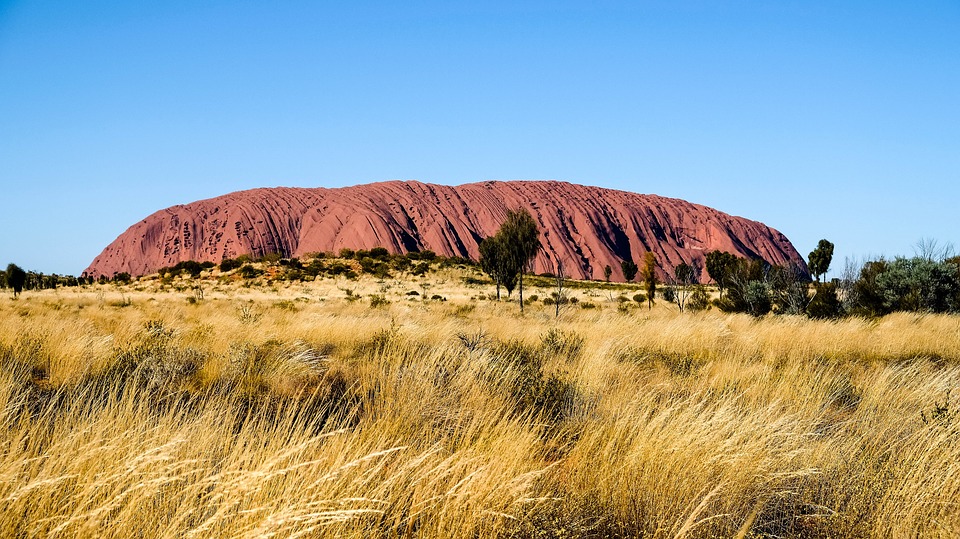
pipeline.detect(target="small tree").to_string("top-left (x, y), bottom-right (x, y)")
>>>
top-left (641, 252), bottom-right (658, 309)
top-left (603, 265), bottom-right (612, 282)
top-left (553, 256), bottom-right (566, 319)
top-left (808, 239), bottom-right (835, 283)
top-left (705, 250), bottom-right (738, 298)
top-left (718, 258), bottom-right (768, 314)
top-left (621, 259), bottom-right (639, 282)
top-left (769, 263), bottom-right (811, 315)
top-left (6, 263), bottom-right (26, 298)
top-left (687, 285), bottom-right (710, 311)
top-left (479, 236), bottom-right (510, 300)
top-left (671, 261), bottom-right (700, 312)
top-left (498, 208), bottom-right (542, 313)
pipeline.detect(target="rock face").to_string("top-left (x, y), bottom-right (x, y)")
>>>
top-left (86, 180), bottom-right (806, 281)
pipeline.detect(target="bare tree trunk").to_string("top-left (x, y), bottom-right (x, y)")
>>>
top-left (519, 271), bottom-right (524, 313)
top-left (555, 256), bottom-right (564, 319)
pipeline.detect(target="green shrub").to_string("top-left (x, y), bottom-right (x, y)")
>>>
top-left (807, 282), bottom-right (842, 319)
top-left (540, 329), bottom-right (584, 360)
top-left (238, 265), bottom-right (262, 279)
top-left (687, 285), bottom-right (710, 311)
top-left (369, 294), bottom-right (390, 308)
top-left (661, 286), bottom-right (675, 303)
top-left (743, 281), bottom-right (772, 316)
top-left (219, 258), bottom-right (242, 272)
top-left (369, 247), bottom-right (390, 260)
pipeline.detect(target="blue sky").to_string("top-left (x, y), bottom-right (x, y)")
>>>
top-left (1, 1), bottom-right (958, 276)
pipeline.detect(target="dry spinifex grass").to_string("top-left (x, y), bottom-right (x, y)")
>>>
top-left (1, 282), bottom-right (959, 538)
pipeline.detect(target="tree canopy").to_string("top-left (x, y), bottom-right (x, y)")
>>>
top-left (621, 259), bottom-right (639, 282)
top-left (6, 263), bottom-right (26, 298)
top-left (705, 250), bottom-right (738, 298)
top-left (808, 239), bottom-right (835, 283)
top-left (478, 208), bottom-right (541, 312)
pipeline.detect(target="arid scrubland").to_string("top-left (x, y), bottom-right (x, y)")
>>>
top-left (2, 275), bottom-right (960, 538)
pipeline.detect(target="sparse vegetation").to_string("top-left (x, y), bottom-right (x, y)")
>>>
top-left (2, 263), bottom-right (960, 538)
top-left (5, 243), bottom-right (960, 537)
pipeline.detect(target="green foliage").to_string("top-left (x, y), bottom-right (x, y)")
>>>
top-left (500, 208), bottom-right (542, 312)
top-left (807, 282), bottom-right (843, 319)
top-left (358, 257), bottom-right (391, 278)
top-left (851, 257), bottom-right (960, 315)
top-left (808, 239), bottom-right (835, 282)
top-left (481, 208), bottom-right (541, 310)
top-left (718, 258), bottom-right (769, 314)
top-left (392, 255), bottom-right (412, 273)
top-left (540, 328), bottom-right (585, 360)
top-left (406, 250), bottom-right (436, 261)
top-left (238, 265), bottom-right (262, 279)
top-left (705, 250), bottom-right (738, 298)
top-left (768, 263), bottom-right (811, 315)
top-left (669, 261), bottom-right (701, 312)
top-left (621, 260), bottom-right (639, 282)
top-left (673, 262), bottom-right (692, 284)
top-left (369, 294), bottom-right (390, 308)
top-left (219, 258), bottom-right (243, 272)
top-left (743, 280), bottom-right (772, 317)
top-left (603, 265), bottom-right (612, 282)
top-left (491, 340), bottom-right (579, 423)
top-left (479, 235), bottom-right (515, 299)
top-left (159, 260), bottom-right (204, 278)
top-left (6, 263), bottom-right (26, 297)
top-left (687, 285), bottom-right (710, 311)
top-left (661, 286), bottom-right (675, 303)
top-left (409, 262), bottom-right (430, 277)
top-left (369, 247), bottom-right (390, 260)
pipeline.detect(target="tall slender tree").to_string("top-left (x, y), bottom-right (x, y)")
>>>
top-left (808, 239), bottom-right (835, 283)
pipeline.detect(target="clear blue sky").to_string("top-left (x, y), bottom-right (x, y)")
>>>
top-left (1, 1), bottom-right (958, 276)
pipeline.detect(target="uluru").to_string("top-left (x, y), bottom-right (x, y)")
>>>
top-left (85, 180), bottom-right (806, 281)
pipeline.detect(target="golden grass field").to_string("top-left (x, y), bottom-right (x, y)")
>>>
top-left (2, 269), bottom-right (960, 538)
